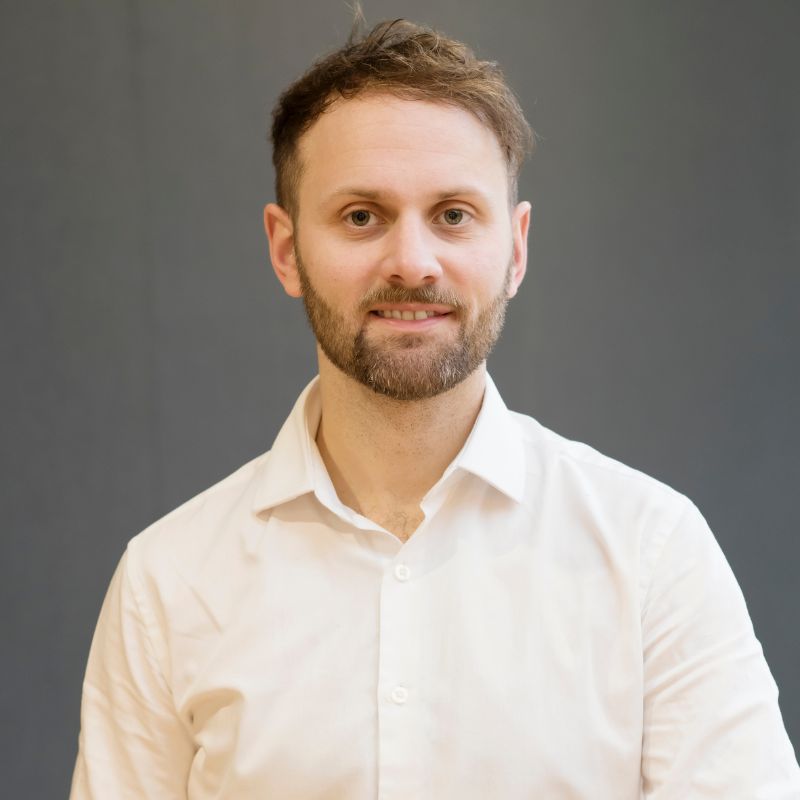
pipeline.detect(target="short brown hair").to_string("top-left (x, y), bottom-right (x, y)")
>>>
top-left (270, 17), bottom-right (534, 216)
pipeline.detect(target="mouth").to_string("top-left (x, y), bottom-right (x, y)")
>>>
top-left (372, 309), bottom-right (445, 320)
top-left (368, 303), bottom-right (453, 320)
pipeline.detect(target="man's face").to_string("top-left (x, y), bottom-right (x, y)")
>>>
top-left (268, 93), bottom-right (530, 401)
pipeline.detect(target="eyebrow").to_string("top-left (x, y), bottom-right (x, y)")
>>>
top-left (326, 185), bottom-right (491, 203)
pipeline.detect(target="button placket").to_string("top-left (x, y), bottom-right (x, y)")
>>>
top-left (376, 560), bottom-right (421, 798)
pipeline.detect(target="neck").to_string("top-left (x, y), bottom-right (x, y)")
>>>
top-left (314, 350), bottom-right (486, 535)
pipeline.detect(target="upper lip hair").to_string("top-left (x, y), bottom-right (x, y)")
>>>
top-left (369, 303), bottom-right (452, 314)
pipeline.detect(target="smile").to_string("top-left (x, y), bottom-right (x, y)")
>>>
top-left (373, 309), bottom-right (442, 320)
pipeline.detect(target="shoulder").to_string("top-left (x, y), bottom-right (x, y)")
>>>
top-left (124, 449), bottom-right (273, 589)
top-left (508, 410), bottom-right (698, 572)
top-left (512, 410), bottom-right (686, 504)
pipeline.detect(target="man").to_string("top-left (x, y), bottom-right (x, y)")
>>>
top-left (71, 18), bottom-right (800, 799)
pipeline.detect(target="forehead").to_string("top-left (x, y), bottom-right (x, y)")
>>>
top-left (295, 94), bottom-right (509, 208)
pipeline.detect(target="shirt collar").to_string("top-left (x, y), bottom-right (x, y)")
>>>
top-left (251, 379), bottom-right (320, 513)
top-left (445, 372), bottom-right (526, 504)
top-left (252, 372), bottom-right (526, 515)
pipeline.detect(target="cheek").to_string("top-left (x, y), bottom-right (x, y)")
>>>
top-left (445, 247), bottom-right (510, 300)
top-left (299, 235), bottom-right (373, 291)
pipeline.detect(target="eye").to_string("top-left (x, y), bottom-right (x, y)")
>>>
top-left (348, 209), bottom-right (373, 227)
top-left (439, 208), bottom-right (469, 226)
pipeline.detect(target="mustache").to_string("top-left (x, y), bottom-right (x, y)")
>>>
top-left (358, 284), bottom-right (465, 311)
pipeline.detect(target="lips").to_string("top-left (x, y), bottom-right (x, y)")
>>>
top-left (369, 301), bottom-right (453, 317)
top-left (373, 309), bottom-right (442, 320)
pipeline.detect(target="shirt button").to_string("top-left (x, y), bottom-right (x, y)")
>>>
top-left (390, 685), bottom-right (409, 705)
top-left (394, 563), bottom-right (410, 582)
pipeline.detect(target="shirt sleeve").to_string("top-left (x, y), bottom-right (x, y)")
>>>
top-left (70, 544), bottom-right (194, 799)
top-left (640, 501), bottom-right (800, 797)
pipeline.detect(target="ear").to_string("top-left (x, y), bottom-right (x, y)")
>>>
top-left (506, 201), bottom-right (531, 299)
top-left (264, 203), bottom-right (302, 298)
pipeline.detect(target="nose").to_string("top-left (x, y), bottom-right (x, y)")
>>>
top-left (379, 214), bottom-right (443, 287)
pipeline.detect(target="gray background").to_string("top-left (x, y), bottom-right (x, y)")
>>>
top-left (1, 1), bottom-right (798, 796)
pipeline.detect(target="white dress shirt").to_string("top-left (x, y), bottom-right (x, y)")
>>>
top-left (71, 375), bottom-right (800, 799)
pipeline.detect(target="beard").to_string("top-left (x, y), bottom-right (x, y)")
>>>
top-left (295, 251), bottom-right (512, 402)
